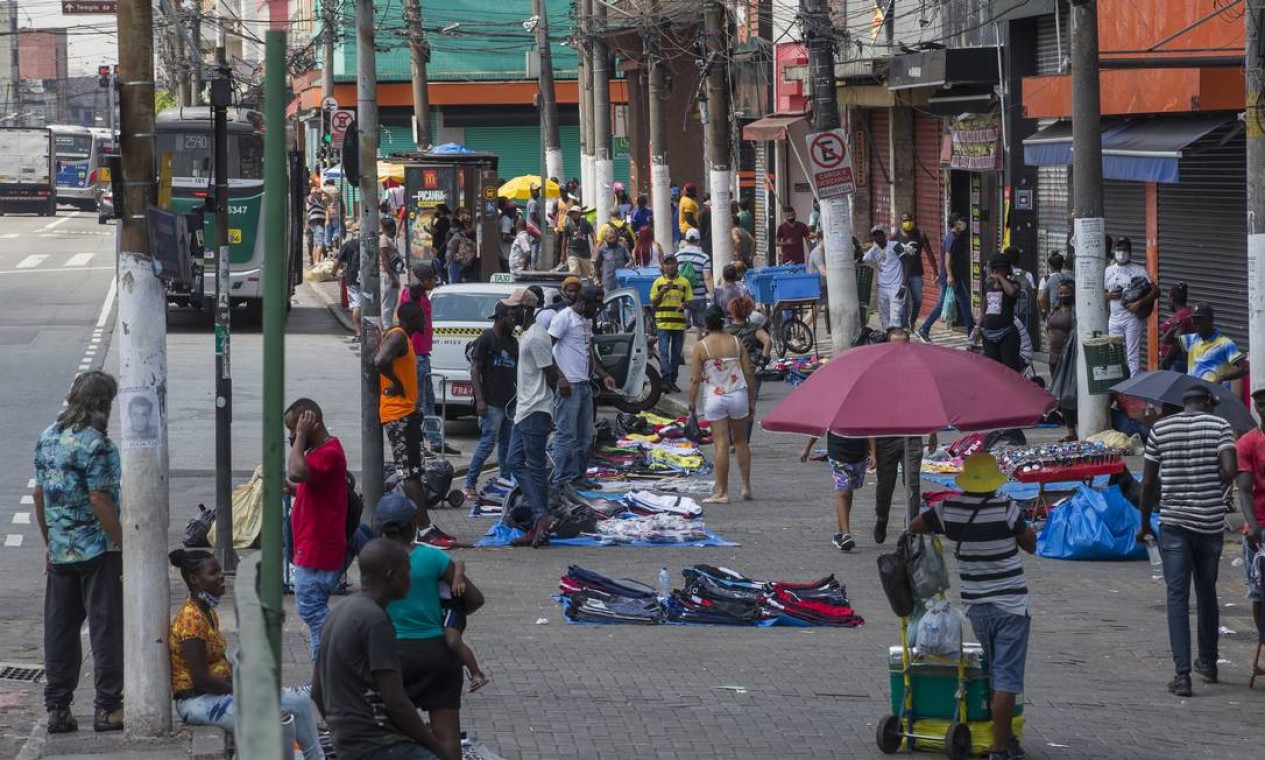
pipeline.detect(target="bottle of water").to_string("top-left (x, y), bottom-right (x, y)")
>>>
top-left (658, 567), bottom-right (671, 602)
top-left (1144, 536), bottom-right (1162, 581)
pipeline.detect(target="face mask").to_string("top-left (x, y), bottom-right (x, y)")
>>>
top-left (1113, 250), bottom-right (1129, 264)
top-left (197, 589), bottom-right (221, 609)
top-left (1059, 295), bottom-right (1074, 307)
top-left (901, 221), bottom-right (914, 232)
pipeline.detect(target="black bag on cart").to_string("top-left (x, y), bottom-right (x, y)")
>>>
top-left (876, 547), bottom-right (916, 618)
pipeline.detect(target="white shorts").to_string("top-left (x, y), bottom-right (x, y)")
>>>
top-left (703, 388), bottom-right (749, 422)
top-left (347, 283), bottom-right (362, 308)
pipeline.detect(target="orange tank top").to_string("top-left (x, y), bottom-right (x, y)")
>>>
top-left (379, 326), bottom-right (418, 423)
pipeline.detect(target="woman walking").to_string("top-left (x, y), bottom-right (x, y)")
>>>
top-left (688, 306), bottom-right (756, 503)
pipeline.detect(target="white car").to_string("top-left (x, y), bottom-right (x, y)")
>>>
top-left (427, 282), bottom-right (658, 417)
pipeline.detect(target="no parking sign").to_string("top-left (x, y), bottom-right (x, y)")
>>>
top-left (805, 128), bottom-right (856, 199)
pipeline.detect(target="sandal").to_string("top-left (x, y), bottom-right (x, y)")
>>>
top-left (468, 672), bottom-right (491, 692)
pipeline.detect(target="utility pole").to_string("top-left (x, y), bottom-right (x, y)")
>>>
top-left (211, 26), bottom-right (237, 574)
top-left (402, 0), bottom-right (431, 148)
top-left (1248, 0), bottom-right (1265, 395)
top-left (8, 1), bottom-right (20, 125)
top-left (356, 0), bottom-right (383, 518)
top-left (534, 0), bottom-right (562, 268)
top-left (645, 3), bottom-right (672, 256)
top-left (578, 0), bottom-right (593, 202)
top-left (1071, 0), bottom-right (1108, 436)
top-left (169, 0), bottom-right (189, 106)
top-left (116, 0), bottom-right (171, 736)
top-left (190, 6), bottom-right (202, 105)
top-left (592, 0), bottom-right (613, 228)
top-left (703, 0), bottom-right (733, 281)
top-left (321, 0), bottom-right (336, 169)
top-left (802, 0), bottom-right (859, 352)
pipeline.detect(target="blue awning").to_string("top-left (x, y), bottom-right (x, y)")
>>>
top-left (1022, 115), bottom-right (1232, 183)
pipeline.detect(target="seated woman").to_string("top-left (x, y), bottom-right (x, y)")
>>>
top-left (168, 548), bottom-right (325, 759)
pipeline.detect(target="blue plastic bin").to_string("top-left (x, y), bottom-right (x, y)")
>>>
top-left (616, 267), bottom-right (661, 303)
top-left (771, 272), bottom-right (822, 302)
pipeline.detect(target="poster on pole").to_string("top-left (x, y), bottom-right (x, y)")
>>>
top-left (805, 128), bottom-right (856, 199)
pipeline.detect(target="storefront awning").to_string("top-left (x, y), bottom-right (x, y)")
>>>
top-left (742, 112), bottom-right (809, 142)
top-left (1022, 115), bottom-right (1232, 183)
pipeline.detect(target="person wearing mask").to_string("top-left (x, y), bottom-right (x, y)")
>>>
top-left (168, 549), bottom-right (325, 758)
top-left (34, 371), bottom-right (124, 734)
top-left (594, 225), bottom-right (631, 293)
top-left (1105, 236), bottom-right (1159, 377)
top-left (312, 539), bottom-right (455, 760)
top-left (973, 255), bottom-right (1023, 372)
top-left (1177, 303), bottom-right (1248, 384)
top-left (1036, 252), bottom-right (1069, 319)
top-left (464, 291), bottom-right (533, 499)
top-left (401, 265), bottom-right (458, 456)
top-left (1159, 282), bottom-right (1196, 372)
top-left (549, 286), bottom-right (618, 491)
top-left (507, 306), bottom-right (561, 547)
top-left (562, 205), bottom-right (597, 282)
top-left (863, 226), bottom-right (909, 330)
top-left (651, 255), bottom-right (692, 393)
top-left (678, 181), bottom-right (700, 236)
top-left (687, 306), bottom-right (756, 504)
top-left (1137, 385), bottom-right (1237, 698)
top-left (632, 226), bottom-right (664, 268)
top-left (730, 213), bottom-right (755, 269)
top-left (775, 206), bottom-right (811, 265)
top-left (895, 212), bottom-right (937, 326)
top-left (284, 398), bottom-right (348, 661)
top-left (629, 194), bottom-right (654, 234)
top-left (918, 213), bottom-right (974, 340)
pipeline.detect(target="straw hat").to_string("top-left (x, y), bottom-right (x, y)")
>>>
top-left (957, 453), bottom-right (1007, 493)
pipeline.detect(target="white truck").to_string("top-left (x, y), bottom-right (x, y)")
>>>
top-left (0, 127), bottom-right (57, 216)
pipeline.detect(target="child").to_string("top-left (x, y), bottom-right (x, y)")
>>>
top-left (439, 559), bottom-right (489, 691)
top-left (801, 432), bottom-right (876, 552)
top-left (909, 453), bottom-right (1037, 760)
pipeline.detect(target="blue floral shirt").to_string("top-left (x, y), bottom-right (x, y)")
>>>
top-left (33, 424), bottom-right (121, 565)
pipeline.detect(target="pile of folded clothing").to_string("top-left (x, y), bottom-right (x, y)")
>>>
top-left (594, 514), bottom-right (709, 544)
top-left (559, 565), bottom-right (662, 625)
top-left (623, 491), bottom-right (703, 518)
top-left (669, 565), bottom-right (865, 628)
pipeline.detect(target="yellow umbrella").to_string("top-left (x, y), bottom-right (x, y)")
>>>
top-left (498, 174), bottom-right (560, 201)
top-left (377, 161), bottom-right (405, 183)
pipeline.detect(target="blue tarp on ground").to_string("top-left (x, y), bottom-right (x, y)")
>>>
top-left (475, 522), bottom-right (739, 548)
top-left (921, 472), bottom-right (1113, 500)
top-left (1037, 484), bottom-right (1160, 561)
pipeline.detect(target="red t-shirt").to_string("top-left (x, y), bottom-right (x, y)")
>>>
top-left (1235, 427), bottom-right (1265, 530)
top-left (399, 287), bottom-right (434, 356)
top-left (291, 437), bottom-right (348, 571)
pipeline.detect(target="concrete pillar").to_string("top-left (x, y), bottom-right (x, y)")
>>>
top-left (626, 65), bottom-right (648, 196)
top-left (889, 105), bottom-right (916, 228)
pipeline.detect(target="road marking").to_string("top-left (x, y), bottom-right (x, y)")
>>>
top-left (64, 253), bottom-right (95, 267)
top-left (27, 479), bottom-right (35, 489)
top-left (96, 274), bottom-right (117, 328)
top-left (4, 534), bottom-right (22, 547)
top-left (39, 213), bottom-right (78, 232)
top-left (15, 255), bottom-right (48, 269)
top-left (20, 495), bottom-right (33, 505)
top-left (0, 266), bottom-right (114, 276)
top-left (13, 513), bottom-right (29, 525)
top-left (0, 233), bottom-right (16, 239)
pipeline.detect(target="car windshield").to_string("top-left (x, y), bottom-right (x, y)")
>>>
top-left (431, 292), bottom-right (503, 323)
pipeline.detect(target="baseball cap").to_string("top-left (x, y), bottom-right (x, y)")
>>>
top-left (662, 253), bottom-right (677, 262)
top-left (685, 228), bottom-right (701, 241)
top-left (870, 225), bottom-right (886, 235)
top-left (900, 212), bottom-right (913, 221)
top-left (499, 288), bottom-right (539, 309)
top-left (376, 492), bottom-right (417, 533)
top-left (1191, 302), bottom-right (1215, 320)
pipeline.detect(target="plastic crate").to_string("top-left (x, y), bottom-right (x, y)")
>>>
top-left (771, 272), bottom-right (822, 302)
top-left (886, 645), bottom-right (1024, 722)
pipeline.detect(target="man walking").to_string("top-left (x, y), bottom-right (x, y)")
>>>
top-left (650, 254), bottom-right (693, 393)
top-left (895, 212), bottom-right (936, 325)
top-left (918, 213), bottom-right (975, 340)
top-left (549, 286), bottom-right (618, 492)
top-left (375, 301), bottom-right (456, 549)
top-left (675, 228), bottom-right (711, 336)
top-left (508, 304), bottom-right (562, 547)
top-left (306, 183), bottom-right (328, 266)
top-left (594, 225), bottom-right (631, 293)
top-left (1235, 388), bottom-right (1265, 657)
top-left (464, 291), bottom-right (534, 498)
top-left (863, 226), bottom-right (909, 330)
top-left (1036, 252), bottom-right (1068, 319)
top-left (1138, 384), bottom-right (1236, 697)
top-left (34, 371), bottom-right (124, 733)
top-left (775, 206), bottom-right (811, 265)
top-left (562, 205), bottom-right (597, 282)
top-left (285, 398), bottom-right (348, 661)
top-left (1105, 236), bottom-right (1158, 376)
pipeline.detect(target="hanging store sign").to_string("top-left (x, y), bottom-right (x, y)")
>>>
top-left (948, 114), bottom-right (1001, 172)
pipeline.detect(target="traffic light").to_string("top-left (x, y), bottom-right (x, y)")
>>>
top-left (98, 65), bottom-right (111, 89)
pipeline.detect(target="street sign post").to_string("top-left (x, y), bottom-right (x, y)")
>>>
top-left (805, 128), bottom-right (856, 199)
top-left (321, 96), bottom-right (339, 112)
top-left (330, 109), bottom-right (354, 150)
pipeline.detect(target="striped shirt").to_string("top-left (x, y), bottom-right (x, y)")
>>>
top-left (1144, 412), bottom-right (1235, 534)
top-left (925, 495), bottom-right (1030, 617)
top-left (650, 275), bottom-right (693, 331)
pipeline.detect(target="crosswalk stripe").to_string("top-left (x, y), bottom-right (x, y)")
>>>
top-left (13, 513), bottom-right (30, 525)
top-left (64, 253), bottom-right (95, 267)
top-left (19, 495), bottom-right (33, 505)
top-left (16, 255), bottom-right (47, 269)
top-left (4, 534), bottom-right (22, 547)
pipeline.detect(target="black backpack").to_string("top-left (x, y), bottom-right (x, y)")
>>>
top-left (182, 504), bottom-right (215, 548)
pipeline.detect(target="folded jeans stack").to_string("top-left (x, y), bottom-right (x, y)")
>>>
top-left (559, 565), bottom-right (662, 625)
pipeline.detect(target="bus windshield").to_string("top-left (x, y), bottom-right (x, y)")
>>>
top-left (54, 134), bottom-right (92, 160)
top-left (157, 131), bottom-right (264, 181)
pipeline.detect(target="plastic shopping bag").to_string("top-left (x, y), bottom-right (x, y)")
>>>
top-left (903, 532), bottom-right (951, 600)
top-left (941, 285), bottom-right (958, 326)
top-left (915, 599), bottom-right (963, 658)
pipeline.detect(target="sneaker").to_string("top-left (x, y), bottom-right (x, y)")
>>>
top-left (415, 526), bottom-right (457, 550)
top-left (463, 485), bottom-right (480, 501)
top-left (832, 533), bottom-right (855, 551)
top-left (918, 329), bottom-right (932, 343)
top-left (1006, 736), bottom-right (1026, 760)
top-left (1193, 658), bottom-right (1219, 684)
top-left (874, 518), bottom-right (888, 545)
top-left (1167, 673), bottom-right (1193, 697)
top-left (93, 706), bottom-right (124, 732)
top-left (47, 707), bottom-right (77, 734)
top-left (428, 443), bottom-right (462, 456)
